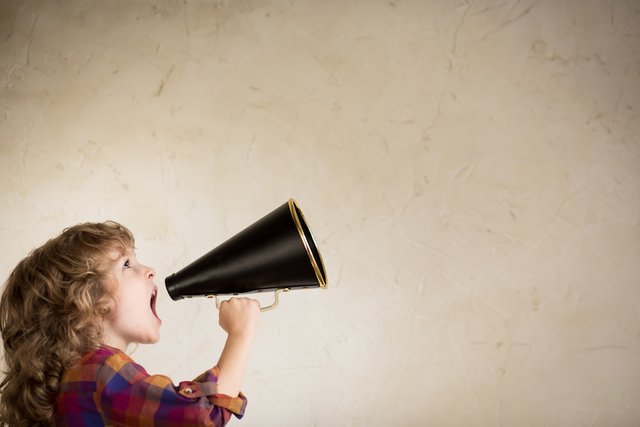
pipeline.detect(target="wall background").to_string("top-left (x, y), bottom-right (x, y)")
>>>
top-left (1, 0), bottom-right (639, 425)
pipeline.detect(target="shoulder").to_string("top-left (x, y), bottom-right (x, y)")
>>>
top-left (94, 346), bottom-right (152, 387)
top-left (59, 345), bottom-right (133, 392)
top-left (62, 345), bottom-right (149, 385)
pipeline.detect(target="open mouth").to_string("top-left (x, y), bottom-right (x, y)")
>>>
top-left (150, 288), bottom-right (161, 323)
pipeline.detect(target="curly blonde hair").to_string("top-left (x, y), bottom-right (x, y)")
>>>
top-left (0, 221), bottom-right (135, 426)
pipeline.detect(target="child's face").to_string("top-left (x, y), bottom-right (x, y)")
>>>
top-left (101, 247), bottom-right (162, 350)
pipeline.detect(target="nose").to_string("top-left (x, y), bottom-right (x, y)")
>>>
top-left (145, 265), bottom-right (156, 280)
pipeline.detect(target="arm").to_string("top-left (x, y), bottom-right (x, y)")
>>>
top-left (92, 352), bottom-right (247, 426)
top-left (215, 297), bottom-right (260, 397)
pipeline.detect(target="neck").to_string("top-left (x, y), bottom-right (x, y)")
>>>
top-left (100, 326), bottom-right (129, 352)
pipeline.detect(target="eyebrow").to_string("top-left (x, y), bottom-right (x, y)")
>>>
top-left (107, 249), bottom-right (133, 264)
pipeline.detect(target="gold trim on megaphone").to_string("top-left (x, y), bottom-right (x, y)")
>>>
top-left (288, 198), bottom-right (328, 288)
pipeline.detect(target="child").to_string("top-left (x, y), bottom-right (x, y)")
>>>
top-left (0, 221), bottom-right (259, 426)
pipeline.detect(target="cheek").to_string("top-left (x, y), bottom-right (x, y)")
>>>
top-left (118, 290), bottom-right (148, 316)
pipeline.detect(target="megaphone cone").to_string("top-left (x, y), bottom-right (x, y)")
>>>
top-left (165, 199), bottom-right (327, 309)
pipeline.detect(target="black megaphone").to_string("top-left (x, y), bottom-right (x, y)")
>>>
top-left (165, 199), bottom-right (328, 311)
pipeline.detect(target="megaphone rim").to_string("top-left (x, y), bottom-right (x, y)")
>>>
top-left (288, 198), bottom-right (328, 289)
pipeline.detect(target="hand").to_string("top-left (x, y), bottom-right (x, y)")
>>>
top-left (218, 297), bottom-right (260, 338)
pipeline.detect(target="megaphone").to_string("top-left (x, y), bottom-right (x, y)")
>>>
top-left (165, 198), bottom-right (328, 311)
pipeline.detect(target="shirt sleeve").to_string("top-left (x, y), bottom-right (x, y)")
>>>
top-left (96, 352), bottom-right (247, 426)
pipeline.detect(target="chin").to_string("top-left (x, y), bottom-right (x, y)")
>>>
top-left (144, 334), bottom-right (160, 344)
top-left (139, 332), bottom-right (160, 345)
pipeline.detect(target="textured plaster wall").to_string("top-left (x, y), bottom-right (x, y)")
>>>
top-left (1, 1), bottom-right (639, 425)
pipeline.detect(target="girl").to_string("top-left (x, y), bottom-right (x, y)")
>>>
top-left (0, 221), bottom-right (259, 426)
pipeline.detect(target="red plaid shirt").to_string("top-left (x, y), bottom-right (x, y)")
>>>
top-left (55, 345), bottom-right (246, 426)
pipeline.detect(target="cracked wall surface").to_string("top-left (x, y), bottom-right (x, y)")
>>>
top-left (1, 0), bottom-right (639, 425)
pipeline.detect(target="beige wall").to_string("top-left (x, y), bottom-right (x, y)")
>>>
top-left (1, 0), bottom-right (639, 425)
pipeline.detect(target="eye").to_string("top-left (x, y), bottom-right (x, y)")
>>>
top-left (123, 259), bottom-right (131, 269)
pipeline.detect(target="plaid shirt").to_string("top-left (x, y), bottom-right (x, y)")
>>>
top-left (55, 345), bottom-right (247, 426)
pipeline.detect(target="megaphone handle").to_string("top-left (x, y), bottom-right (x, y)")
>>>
top-left (212, 288), bottom-right (290, 312)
